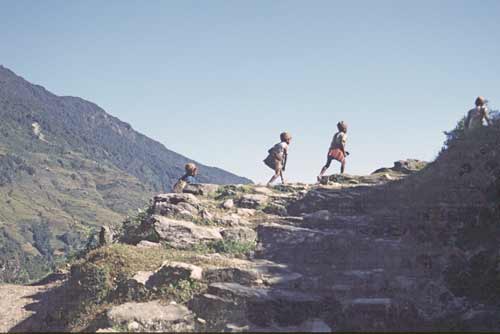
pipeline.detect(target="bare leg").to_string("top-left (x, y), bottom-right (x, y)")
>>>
top-left (318, 156), bottom-right (332, 181)
top-left (268, 166), bottom-right (282, 186)
top-left (340, 160), bottom-right (346, 174)
top-left (267, 174), bottom-right (279, 186)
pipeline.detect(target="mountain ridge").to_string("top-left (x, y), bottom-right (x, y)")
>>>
top-left (0, 65), bottom-right (251, 283)
top-left (0, 64), bottom-right (252, 190)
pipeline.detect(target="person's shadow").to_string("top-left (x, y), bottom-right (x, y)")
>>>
top-left (8, 272), bottom-right (68, 333)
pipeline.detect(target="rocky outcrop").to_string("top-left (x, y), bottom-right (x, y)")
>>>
top-left (372, 159), bottom-right (428, 175)
top-left (150, 215), bottom-right (222, 249)
top-left (152, 193), bottom-right (201, 220)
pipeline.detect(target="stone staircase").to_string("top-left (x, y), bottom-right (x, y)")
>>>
top-left (190, 186), bottom-right (431, 331)
top-left (254, 213), bottom-right (425, 331)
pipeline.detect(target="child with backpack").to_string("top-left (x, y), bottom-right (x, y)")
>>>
top-left (318, 121), bottom-right (349, 181)
top-left (264, 132), bottom-right (292, 186)
top-left (172, 163), bottom-right (198, 193)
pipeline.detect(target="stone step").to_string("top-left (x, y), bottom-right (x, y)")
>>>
top-left (104, 300), bottom-right (195, 332)
top-left (201, 258), bottom-right (304, 288)
top-left (190, 282), bottom-right (335, 331)
top-left (257, 223), bottom-right (411, 269)
top-left (301, 211), bottom-right (373, 230)
top-left (336, 297), bottom-right (421, 331)
top-left (297, 269), bottom-right (388, 298)
top-left (290, 268), bottom-right (422, 303)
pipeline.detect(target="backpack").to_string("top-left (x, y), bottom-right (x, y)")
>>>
top-left (268, 142), bottom-right (285, 160)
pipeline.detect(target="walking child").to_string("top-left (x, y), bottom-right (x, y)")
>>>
top-left (318, 121), bottom-right (349, 180)
top-left (264, 132), bottom-right (292, 186)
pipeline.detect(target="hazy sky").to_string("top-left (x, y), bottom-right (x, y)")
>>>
top-left (1, 0), bottom-right (499, 183)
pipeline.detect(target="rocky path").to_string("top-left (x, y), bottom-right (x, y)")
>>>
top-left (193, 177), bottom-right (471, 331)
top-left (187, 184), bottom-right (431, 331)
top-left (0, 283), bottom-right (51, 332)
top-left (254, 213), bottom-right (419, 331)
top-left (0, 180), bottom-right (465, 332)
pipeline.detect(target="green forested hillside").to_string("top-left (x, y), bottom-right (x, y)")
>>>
top-left (0, 65), bottom-right (251, 283)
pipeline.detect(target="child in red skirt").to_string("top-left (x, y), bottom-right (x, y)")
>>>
top-left (318, 121), bottom-right (349, 181)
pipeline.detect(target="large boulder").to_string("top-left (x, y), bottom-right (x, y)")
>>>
top-left (105, 300), bottom-right (195, 332)
top-left (153, 193), bottom-right (200, 219)
top-left (151, 215), bottom-right (222, 249)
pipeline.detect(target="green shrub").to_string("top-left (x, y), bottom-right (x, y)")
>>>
top-left (119, 204), bottom-right (155, 244)
top-left (158, 279), bottom-right (206, 303)
top-left (214, 184), bottom-right (255, 200)
top-left (191, 239), bottom-right (256, 256)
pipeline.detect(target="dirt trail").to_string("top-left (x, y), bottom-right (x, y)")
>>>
top-left (0, 284), bottom-right (49, 332)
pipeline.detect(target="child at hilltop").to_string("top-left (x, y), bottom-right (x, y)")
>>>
top-left (172, 163), bottom-right (198, 193)
top-left (465, 96), bottom-right (491, 132)
top-left (264, 132), bottom-right (292, 186)
top-left (318, 121), bottom-right (349, 180)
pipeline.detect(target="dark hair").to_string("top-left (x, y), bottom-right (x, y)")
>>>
top-left (337, 121), bottom-right (347, 132)
top-left (475, 96), bottom-right (485, 106)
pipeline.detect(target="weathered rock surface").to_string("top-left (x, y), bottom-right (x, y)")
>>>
top-left (215, 214), bottom-right (250, 227)
top-left (106, 301), bottom-right (195, 332)
top-left (221, 226), bottom-right (257, 244)
top-left (153, 193), bottom-right (200, 219)
top-left (372, 159), bottom-right (427, 175)
top-left (150, 215), bottom-right (222, 248)
top-left (190, 282), bottom-right (331, 330)
top-left (238, 194), bottom-right (269, 209)
top-left (154, 193), bottom-right (200, 206)
top-left (222, 199), bottom-right (234, 209)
